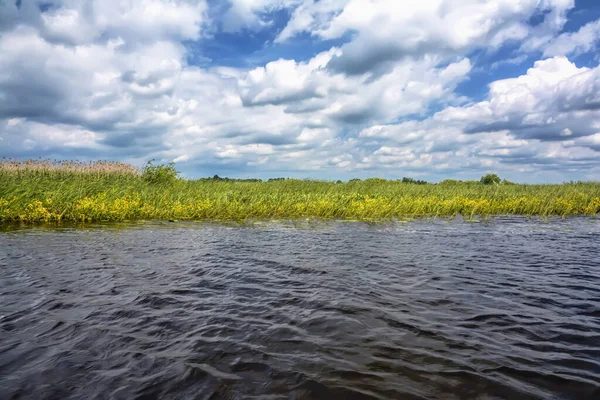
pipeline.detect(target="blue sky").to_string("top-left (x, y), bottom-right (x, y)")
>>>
top-left (1, 0), bottom-right (600, 182)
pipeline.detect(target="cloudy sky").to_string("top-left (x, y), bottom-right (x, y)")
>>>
top-left (1, 0), bottom-right (600, 181)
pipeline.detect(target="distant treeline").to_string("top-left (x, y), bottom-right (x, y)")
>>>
top-left (201, 175), bottom-right (591, 186)
top-left (1, 159), bottom-right (590, 186)
top-left (198, 174), bottom-right (515, 186)
top-left (203, 175), bottom-right (428, 184)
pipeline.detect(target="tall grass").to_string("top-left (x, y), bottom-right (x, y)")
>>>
top-left (1, 160), bottom-right (599, 223)
top-left (0, 159), bottom-right (139, 177)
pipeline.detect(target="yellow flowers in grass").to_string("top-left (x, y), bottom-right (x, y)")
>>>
top-left (0, 198), bottom-right (61, 222)
top-left (0, 198), bottom-right (13, 220)
top-left (584, 197), bottom-right (600, 214)
top-left (1, 160), bottom-right (600, 223)
top-left (73, 194), bottom-right (145, 221)
top-left (23, 201), bottom-right (53, 221)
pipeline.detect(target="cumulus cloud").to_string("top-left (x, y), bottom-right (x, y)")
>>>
top-left (351, 56), bottom-right (600, 180)
top-left (238, 54), bottom-right (333, 107)
top-left (0, 27), bottom-right (188, 145)
top-left (458, 57), bottom-right (600, 139)
top-left (0, 0), bottom-right (599, 181)
top-left (543, 19), bottom-right (600, 57)
top-left (238, 51), bottom-right (471, 124)
top-left (277, 0), bottom-right (574, 77)
top-left (1, 0), bottom-right (207, 44)
top-left (221, 0), bottom-right (303, 32)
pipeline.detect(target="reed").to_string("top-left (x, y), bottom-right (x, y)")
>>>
top-left (0, 159), bottom-right (139, 177)
top-left (1, 160), bottom-right (599, 223)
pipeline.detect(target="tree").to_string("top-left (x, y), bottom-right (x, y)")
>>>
top-left (480, 173), bottom-right (501, 185)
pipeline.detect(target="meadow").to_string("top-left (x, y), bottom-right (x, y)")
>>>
top-left (1, 160), bottom-right (599, 223)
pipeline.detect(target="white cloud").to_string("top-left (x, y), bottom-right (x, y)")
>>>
top-left (520, 0), bottom-right (575, 52)
top-left (456, 57), bottom-right (600, 140)
top-left (277, 0), bottom-right (574, 77)
top-left (222, 0), bottom-right (303, 32)
top-left (2, 119), bottom-right (100, 156)
top-left (238, 52), bottom-right (335, 106)
top-left (0, 0), bottom-right (599, 182)
top-left (543, 19), bottom-right (600, 57)
top-left (490, 54), bottom-right (528, 70)
top-left (3, 1), bottom-right (207, 45)
top-left (276, 0), bottom-right (350, 42)
top-left (351, 56), bottom-right (600, 179)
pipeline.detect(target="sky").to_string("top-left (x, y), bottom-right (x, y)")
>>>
top-left (1, 0), bottom-right (600, 182)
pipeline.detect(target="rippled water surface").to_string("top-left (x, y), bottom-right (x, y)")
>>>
top-left (1, 218), bottom-right (600, 399)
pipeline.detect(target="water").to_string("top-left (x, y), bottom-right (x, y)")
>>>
top-left (1, 218), bottom-right (599, 400)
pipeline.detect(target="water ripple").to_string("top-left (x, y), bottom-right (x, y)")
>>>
top-left (1, 218), bottom-right (599, 399)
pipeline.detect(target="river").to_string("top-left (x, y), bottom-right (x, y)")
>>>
top-left (1, 218), bottom-right (599, 399)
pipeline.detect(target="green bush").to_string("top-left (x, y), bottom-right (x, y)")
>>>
top-left (142, 160), bottom-right (178, 184)
top-left (364, 178), bottom-right (387, 183)
top-left (438, 179), bottom-right (459, 185)
top-left (480, 173), bottom-right (501, 185)
top-left (402, 177), bottom-right (428, 184)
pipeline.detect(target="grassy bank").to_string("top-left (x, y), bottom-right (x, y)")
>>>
top-left (1, 160), bottom-right (599, 223)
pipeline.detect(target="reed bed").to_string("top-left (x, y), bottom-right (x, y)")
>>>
top-left (1, 160), bottom-right (599, 223)
top-left (0, 159), bottom-right (139, 177)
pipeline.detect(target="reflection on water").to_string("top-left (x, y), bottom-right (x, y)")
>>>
top-left (1, 218), bottom-right (599, 399)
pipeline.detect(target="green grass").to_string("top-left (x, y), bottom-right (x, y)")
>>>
top-left (1, 160), bottom-right (599, 223)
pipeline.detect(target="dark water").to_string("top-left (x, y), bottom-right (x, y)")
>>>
top-left (1, 218), bottom-right (600, 400)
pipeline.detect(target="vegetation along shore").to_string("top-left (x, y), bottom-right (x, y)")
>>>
top-left (1, 159), bottom-right (599, 223)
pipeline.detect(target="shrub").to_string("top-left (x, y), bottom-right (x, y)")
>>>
top-left (364, 178), bottom-right (387, 183)
top-left (142, 160), bottom-right (178, 184)
top-left (402, 177), bottom-right (428, 185)
top-left (438, 179), bottom-right (459, 185)
top-left (480, 173), bottom-right (501, 185)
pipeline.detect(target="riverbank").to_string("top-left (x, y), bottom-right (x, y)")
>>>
top-left (1, 160), bottom-right (599, 223)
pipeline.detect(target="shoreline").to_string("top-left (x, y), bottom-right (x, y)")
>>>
top-left (2, 161), bottom-right (599, 224)
top-left (2, 182), bottom-right (599, 224)
top-left (2, 215), bottom-right (599, 232)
